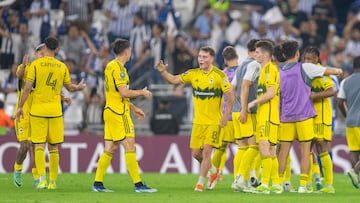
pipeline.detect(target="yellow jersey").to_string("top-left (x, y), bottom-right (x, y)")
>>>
top-left (26, 56), bottom-right (71, 117)
top-left (311, 67), bottom-right (333, 125)
top-left (257, 62), bottom-right (280, 124)
top-left (14, 64), bottom-right (33, 118)
top-left (104, 59), bottom-right (130, 115)
top-left (180, 66), bottom-right (231, 125)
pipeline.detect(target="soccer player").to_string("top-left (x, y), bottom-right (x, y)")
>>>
top-left (338, 56), bottom-right (360, 189)
top-left (13, 44), bottom-right (72, 188)
top-left (156, 46), bottom-right (235, 192)
top-left (15, 37), bottom-right (86, 190)
top-left (208, 46), bottom-right (238, 190)
top-left (92, 39), bottom-right (157, 193)
top-left (277, 40), bottom-right (342, 193)
top-left (231, 39), bottom-right (261, 192)
top-left (247, 40), bottom-right (282, 194)
top-left (13, 44), bottom-right (45, 188)
top-left (303, 46), bottom-right (336, 193)
top-left (273, 44), bottom-right (296, 193)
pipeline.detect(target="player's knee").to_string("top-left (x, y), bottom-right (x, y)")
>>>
top-left (192, 151), bottom-right (202, 162)
top-left (19, 141), bottom-right (31, 151)
top-left (316, 142), bottom-right (328, 154)
top-left (48, 143), bottom-right (59, 151)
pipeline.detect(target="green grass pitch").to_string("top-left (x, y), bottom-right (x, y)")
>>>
top-left (0, 173), bottom-right (358, 203)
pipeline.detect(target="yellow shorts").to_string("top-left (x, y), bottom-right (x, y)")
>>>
top-left (14, 117), bottom-right (30, 142)
top-left (256, 121), bottom-right (279, 145)
top-left (232, 112), bottom-right (256, 140)
top-left (346, 127), bottom-right (360, 151)
top-left (314, 123), bottom-right (332, 141)
top-left (104, 108), bottom-right (134, 141)
top-left (279, 118), bottom-right (314, 142)
top-left (190, 124), bottom-right (221, 149)
top-left (30, 116), bottom-right (64, 144)
top-left (220, 121), bottom-right (234, 143)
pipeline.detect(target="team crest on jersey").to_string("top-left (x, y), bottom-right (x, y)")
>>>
top-left (19, 127), bottom-right (23, 134)
top-left (223, 78), bottom-right (229, 84)
top-left (209, 77), bottom-right (214, 85)
top-left (120, 72), bottom-right (125, 79)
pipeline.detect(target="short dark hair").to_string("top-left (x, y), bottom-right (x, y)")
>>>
top-left (199, 46), bottom-right (216, 57)
top-left (281, 40), bottom-right (299, 60)
top-left (273, 44), bottom-right (286, 63)
top-left (44, 37), bottom-right (59, 51)
top-left (112, 39), bottom-right (130, 55)
top-left (303, 46), bottom-right (320, 58)
top-left (353, 56), bottom-right (360, 69)
top-left (222, 46), bottom-right (238, 61)
top-left (247, 39), bottom-right (259, 52)
top-left (255, 40), bottom-right (274, 56)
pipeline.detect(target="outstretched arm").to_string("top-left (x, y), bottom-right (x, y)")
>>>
top-left (64, 79), bottom-right (86, 92)
top-left (324, 68), bottom-right (343, 76)
top-left (118, 86), bottom-right (152, 99)
top-left (156, 60), bottom-right (182, 85)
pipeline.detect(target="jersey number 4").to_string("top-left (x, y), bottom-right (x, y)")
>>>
top-left (46, 72), bottom-right (57, 90)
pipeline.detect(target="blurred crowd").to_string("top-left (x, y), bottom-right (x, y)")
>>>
top-left (0, 0), bottom-right (359, 135)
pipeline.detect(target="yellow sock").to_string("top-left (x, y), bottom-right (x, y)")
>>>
top-left (49, 150), bottom-right (59, 182)
top-left (279, 174), bottom-right (284, 185)
top-left (300, 173), bottom-right (308, 187)
top-left (238, 145), bottom-right (258, 181)
top-left (32, 167), bottom-right (40, 179)
top-left (307, 153), bottom-right (314, 185)
top-left (313, 160), bottom-right (320, 176)
top-left (94, 152), bottom-right (113, 182)
top-left (271, 156), bottom-right (280, 185)
top-left (14, 163), bottom-right (22, 172)
top-left (253, 153), bottom-right (261, 179)
top-left (212, 148), bottom-right (225, 168)
top-left (219, 151), bottom-right (227, 171)
top-left (34, 147), bottom-right (46, 177)
top-left (284, 155), bottom-right (291, 183)
top-left (233, 146), bottom-right (248, 178)
top-left (260, 157), bottom-right (272, 185)
top-left (320, 152), bottom-right (333, 185)
top-left (125, 150), bottom-right (141, 184)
